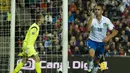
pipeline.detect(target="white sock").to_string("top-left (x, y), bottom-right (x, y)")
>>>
top-left (88, 60), bottom-right (94, 72)
top-left (92, 67), bottom-right (99, 73)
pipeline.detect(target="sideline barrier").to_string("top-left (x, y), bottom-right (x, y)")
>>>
top-left (15, 55), bottom-right (130, 73)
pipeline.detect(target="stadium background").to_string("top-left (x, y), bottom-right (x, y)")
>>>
top-left (0, 0), bottom-right (130, 73)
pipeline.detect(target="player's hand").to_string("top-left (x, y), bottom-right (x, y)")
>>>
top-left (90, 12), bottom-right (94, 18)
top-left (100, 61), bottom-right (107, 71)
top-left (103, 36), bottom-right (110, 43)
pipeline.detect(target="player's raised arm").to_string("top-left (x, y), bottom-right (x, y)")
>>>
top-left (87, 12), bottom-right (94, 31)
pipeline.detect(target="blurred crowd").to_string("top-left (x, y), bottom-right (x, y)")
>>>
top-left (15, 0), bottom-right (130, 56)
top-left (68, 0), bottom-right (130, 56)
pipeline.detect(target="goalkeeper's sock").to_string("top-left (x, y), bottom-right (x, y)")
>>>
top-left (13, 62), bottom-right (24, 73)
top-left (92, 66), bottom-right (99, 73)
top-left (35, 62), bottom-right (41, 73)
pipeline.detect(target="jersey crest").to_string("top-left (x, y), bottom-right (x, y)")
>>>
top-left (103, 23), bottom-right (108, 27)
top-left (32, 32), bottom-right (35, 35)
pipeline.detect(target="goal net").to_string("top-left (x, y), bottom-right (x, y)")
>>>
top-left (0, 0), bottom-right (11, 73)
top-left (0, 0), bottom-right (64, 73)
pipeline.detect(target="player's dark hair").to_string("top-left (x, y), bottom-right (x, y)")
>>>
top-left (36, 14), bottom-right (43, 22)
top-left (96, 3), bottom-right (105, 10)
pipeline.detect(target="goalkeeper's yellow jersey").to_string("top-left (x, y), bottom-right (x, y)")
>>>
top-left (23, 23), bottom-right (39, 48)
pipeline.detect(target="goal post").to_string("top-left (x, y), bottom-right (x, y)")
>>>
top-left (10, 0), bottom-right (15, 73)
top-left (62, 0), bottom-right (68, 73)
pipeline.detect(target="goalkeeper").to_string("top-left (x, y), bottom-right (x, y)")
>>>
top-left (13, 14), bottom-right (44, 73)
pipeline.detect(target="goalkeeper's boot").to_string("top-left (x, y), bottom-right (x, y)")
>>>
top-left (100, 61), bottom-right (107, 71)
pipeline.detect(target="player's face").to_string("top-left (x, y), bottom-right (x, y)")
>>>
top-left (94, 6), bottom-right (103, 16)
top-left (40, 16), bottom-right (44, 24)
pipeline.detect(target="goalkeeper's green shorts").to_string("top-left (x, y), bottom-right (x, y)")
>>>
top-left (18, 45), bottom-right (38, 57)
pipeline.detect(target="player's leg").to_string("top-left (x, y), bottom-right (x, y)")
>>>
top-left (92, 55), bottom-right (107, 73)
top-left (32, 54), bottom-right (41, 73)
top-left (13, 41), bottom-right (27, 73)
top-left (99, 55), bottom-right (107, 71)
top-left (87, 48), bottom-right (95, 72)
top-left (28, 47), bottom-right (41, 73)
top-left (92, 66), bottom-right (99, 73)
top-left (98, 43), bottom-right (107, 71)
top-left (13, 56), bottom-right (27, 73)
top-left (91, 56), bottom-right (100, 73)
top-left (86, 39), bottom-right (96, 72)
top-left (92, 42), bottom-right (105, 73)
